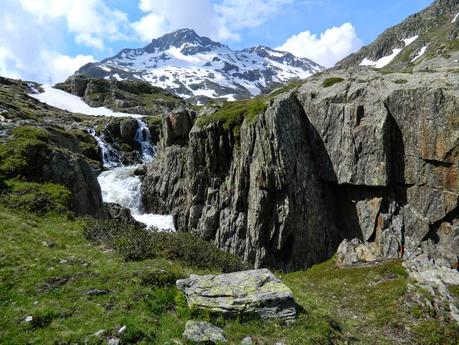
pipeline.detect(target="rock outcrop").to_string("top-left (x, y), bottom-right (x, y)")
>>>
top-left (142, 68), bottom-right (458, 272)
top-left (176, 269), bottom-right (296, 321)
top-left (182, 321), bottom-right (227, 344)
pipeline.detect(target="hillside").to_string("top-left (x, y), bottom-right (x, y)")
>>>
top-left (337, 0), bottom-right (459, 72)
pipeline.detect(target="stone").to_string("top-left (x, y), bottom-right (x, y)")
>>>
top-left (84, 289), bottom-right (110, 296)
top-left (105, 202), bottom-right (143, 227)
top-left (182, 321), bottom-right (227, 344)
top-left (107, 337), bottom-right (120, 345)
top-left (118, 325), bottom-right (127, 334)
top-left (25, 316), bottom-right (33, 323)
top-left (336, 239), bottom-right (381, 267)
top-left (356, 197), bottom-right (383, 241)
top-left (240, 337), bottom-right (253, 345)
top-left (176, 269), bottom-right (296, 321)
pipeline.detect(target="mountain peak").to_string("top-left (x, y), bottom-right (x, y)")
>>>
top-left (144, 28), bottom-right (224, 53)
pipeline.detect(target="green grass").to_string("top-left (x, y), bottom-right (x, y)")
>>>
top-left (0, 126), bottom-right (51, 178)
top-left (322, 77), bottom-right (344, 88)
top-left (195, 97), bottom-right (268, 131)
top-left (1, 205), bottom-right (457, 344)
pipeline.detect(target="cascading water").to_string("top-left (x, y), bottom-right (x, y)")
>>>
top-left (135, 119), bottom-right (155, 164)
top-left (87, 128), bottom-right (122, 168)
top-left (91, 119), bottom-right (175, 231)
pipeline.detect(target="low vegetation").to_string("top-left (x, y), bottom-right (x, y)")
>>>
top-left (322, 77), bottom-right (344, 88)
top-left (1, 202), bottom-right (457, 344)
top-left (196, 97), bottom-right (268, 130)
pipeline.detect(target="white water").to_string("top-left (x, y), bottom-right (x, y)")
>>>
top-left (91, 120), bottom-right (175, 231)
top-left (87, 129), bottom-right (123, 168)
top-left (135, 119), bottom-right (155, 164)
top-left (97, 166), bottom-right (175, 231)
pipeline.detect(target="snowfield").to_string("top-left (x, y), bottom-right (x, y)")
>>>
top-left (360, 36), bottom-right (419, 68)
top-left (411, 45), bottom-right (428, 62)
top-left (29, 85), bottom-right (142, 118)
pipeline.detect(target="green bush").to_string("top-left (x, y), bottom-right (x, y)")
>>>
top-left (0, 179), bottom-right (71, 215)
top-left (152, 231), bottom-right (249, 273)
top-left (140, 268), bottom-right (183, 286)
top-left (83, 218), bottom-right (154, 261)
top-left (322, 77), bottom-right (344, 88)
top-left (83, 219), bottom-right (248, 272)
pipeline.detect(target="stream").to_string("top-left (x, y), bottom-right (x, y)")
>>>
top-left (89, 119), bottom-right (175, 231)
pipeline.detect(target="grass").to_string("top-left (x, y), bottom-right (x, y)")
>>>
top-left (195, 97), bottom-right (268, 131)
top-left (322, 77), bottom-right (344, 88)
top-left (1, 205), bottom-right (457, 344)
top-left (0, 126), bottom-right (51, 178)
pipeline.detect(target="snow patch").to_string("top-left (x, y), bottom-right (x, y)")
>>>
top-left (452, 12), bottom-right (459, 23)
top-left (360, 49), bottom-right (402, 69)
top-left (411, 45), bottom-right (428, 62)
top-left (402, 35), bottom-right (418, 47)
top-left (29, 85), bottom-right (142, 118)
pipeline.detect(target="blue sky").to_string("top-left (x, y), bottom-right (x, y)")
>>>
top-left (0, 0), bottom-right (433, 83)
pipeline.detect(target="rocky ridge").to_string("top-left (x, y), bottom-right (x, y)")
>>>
top-left (337, 0), bottom-right (459, 71)
top-left (75, 29), bottom-right (324, 103)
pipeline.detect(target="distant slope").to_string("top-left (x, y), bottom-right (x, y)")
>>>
top-left (337, 0), bottom-right (459, 72)
top-left (75, 29), bottom-right (324, 103)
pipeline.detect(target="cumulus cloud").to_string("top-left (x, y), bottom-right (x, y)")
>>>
top-left (0, 0), bottom-right (95, 83)
top-left (18, 0), bottom-right (129, 50)
top-left (277, 23), bottom-right (363, 67)
top-left (132, 0), bottom-right (296, 42)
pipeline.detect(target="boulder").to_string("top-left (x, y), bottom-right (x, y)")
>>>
top-left (182, 321), bottom-right (227, 344)
top-left (176, 269), bottom-right (296, 321)
top-left (104, 202), bottom-right (144, 227)
top-left (336, 239), bottom-right (381, 267)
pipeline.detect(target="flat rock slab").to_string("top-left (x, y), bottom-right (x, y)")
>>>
top-left (183, 321), bottom-right (227, 343)
top-left (176, 269), bottom-right (296, 321)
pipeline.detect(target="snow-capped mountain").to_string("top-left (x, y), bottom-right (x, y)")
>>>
top-left (75, 29), bottom-right (324, 102)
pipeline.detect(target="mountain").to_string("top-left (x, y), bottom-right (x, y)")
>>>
top-left (75, 29), bottom-right (324, 103)
top-left (337, 0), bottom-right (459, 71)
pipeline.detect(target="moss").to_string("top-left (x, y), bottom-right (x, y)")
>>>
top-left (0, 126), bottom-right (51, 178)
top-left (1, 179), bottom-right (71, 215)
top-left (448, 285), bottom-right (459, 298)
top-left (322, 77), bottom-right (344, 88)
top-left (196, 97), bottom-right (268, 130)
top-left (412, 320), bottom-right (459, 345)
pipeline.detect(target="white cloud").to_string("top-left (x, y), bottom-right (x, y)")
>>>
top-left (215, 0), bottom-right (294, 31)
top-left (18, 0), bottom-right (129, 50)
top-left (0, 1), bottom-right (95, 83)
top-left (277, 23), bottom-right (363, 67)
top-left (133, 0), bottom-right (297, 42)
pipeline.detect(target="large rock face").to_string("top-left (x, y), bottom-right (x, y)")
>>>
top-left (142, 68), bottom-right (458, 271)
top-left (176, 269), bottom-right (296, 321)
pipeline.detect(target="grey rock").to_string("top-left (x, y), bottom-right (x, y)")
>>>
top-left (105, 202), bottom-right (143, 227)
top-left (240, 337), bottom-right (253, 345)
top-left (84, 289), bottom-right (110, 296)
top-left (336, 239), bottom-right (381, 266)
top-left (176, 269), bottom-right (296, 321)
top-left (182, 321), bottom-right (227, 344)
top-left (107, 338), bottom-right (120, 345)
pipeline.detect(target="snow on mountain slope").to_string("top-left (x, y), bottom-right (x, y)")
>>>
top-left (29, 85), bottom-right (142, 118)
top-left (75, 29), bottom-right (324, 102)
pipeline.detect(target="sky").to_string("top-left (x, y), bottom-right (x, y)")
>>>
top-left (0, 0), bottom-right (433, 84)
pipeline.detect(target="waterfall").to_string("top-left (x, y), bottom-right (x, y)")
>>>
top-left (87, 129), bottom-right (122, 168)
top-left (135, 119), bottom-right (155, 164)
top-left (89, 118), bottom-right (174, 231)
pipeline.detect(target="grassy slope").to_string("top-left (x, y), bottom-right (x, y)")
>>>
top-left (0, 206), bottom-right (458, 345)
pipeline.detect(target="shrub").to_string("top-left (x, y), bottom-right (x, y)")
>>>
top-left (1, 179), bottom-right (71, 215)
top-left (83, 218), bottom-right (154, 261)
top-left (83, 218), bottom-right (248, 272)
top-left (322, 77), bottom-right (344, 88)
top-left (140, 268), bottom-right (183, 286)
top-left (151, 231), bottom-right (248, 273)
